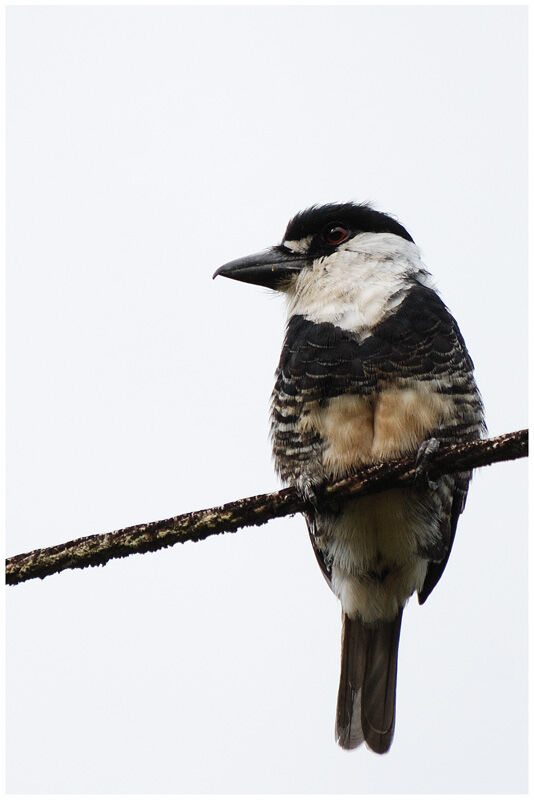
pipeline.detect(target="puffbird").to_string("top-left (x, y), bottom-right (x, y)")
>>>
top-left (214, 202), bottom-right (485, 753)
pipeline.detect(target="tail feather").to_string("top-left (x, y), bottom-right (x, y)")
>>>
top-left (335, 609), bottom-right (403, 754)
top-left (335, 614), bottom-right (366, 749)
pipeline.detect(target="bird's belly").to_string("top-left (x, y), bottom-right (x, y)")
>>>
top-left (327, 489), bottom-right (430, 571)
top-left (295, 384), bottom-right (455, 623)
top-left (324, 490), bottom-right (431, 624)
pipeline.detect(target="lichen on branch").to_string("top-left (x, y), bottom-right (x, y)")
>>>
top-left (5, 429), bottom-right (528, 586)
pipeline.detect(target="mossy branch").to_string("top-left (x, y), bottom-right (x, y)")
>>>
top-left (6, 429), bottom-right (528, 586)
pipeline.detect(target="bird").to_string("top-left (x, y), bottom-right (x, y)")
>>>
top-left (213, 202), bottom-right (486, 754)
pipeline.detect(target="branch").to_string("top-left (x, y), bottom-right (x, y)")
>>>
top-left (6, 429), bottom-right (528, 586)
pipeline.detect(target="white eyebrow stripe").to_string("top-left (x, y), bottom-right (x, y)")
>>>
top-left (283, 236), bottom-right (313, 254)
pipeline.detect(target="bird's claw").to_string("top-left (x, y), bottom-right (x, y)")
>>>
top-left (295, 476), bottom-right (323, 512)
top-left (414, 437), bottom-right (440, 491)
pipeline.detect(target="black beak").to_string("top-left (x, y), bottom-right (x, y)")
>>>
top-left (213, 246), bottom-right (307, 290)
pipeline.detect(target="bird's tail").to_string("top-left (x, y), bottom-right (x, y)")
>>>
top-left (335, 608), bottom-right (403, 754)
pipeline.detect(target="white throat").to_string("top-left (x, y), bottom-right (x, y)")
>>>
top-left (285, 232), bottom-right (434, 334)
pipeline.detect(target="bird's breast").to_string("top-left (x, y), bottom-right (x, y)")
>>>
top-left (298, 382), bottom-right (455, 478)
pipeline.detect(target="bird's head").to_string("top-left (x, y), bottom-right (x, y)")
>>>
top-left (213, 202), bottom-right (414, 292)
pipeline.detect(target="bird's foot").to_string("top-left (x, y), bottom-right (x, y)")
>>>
top-left (295, 475), bottom-right (324, 512)
top-left (413, 437), bottom-right (440, 491)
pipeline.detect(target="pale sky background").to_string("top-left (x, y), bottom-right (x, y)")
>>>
top-left (6, 5), bottom-right (528, 794)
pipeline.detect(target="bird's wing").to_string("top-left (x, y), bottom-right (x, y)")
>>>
top-left (417, 472), bottom-right (470, 603)
top-left (366, 288), bottom-right (485, 602)
top-left (302, 511), bottom-right (333, 587)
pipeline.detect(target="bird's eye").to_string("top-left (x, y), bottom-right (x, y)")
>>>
top-left (323, 224), bottom-right (349, 245)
